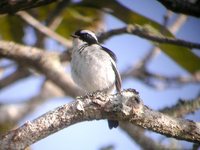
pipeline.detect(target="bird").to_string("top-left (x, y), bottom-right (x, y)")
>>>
top-left (70, 29), bottom-right (121, 129)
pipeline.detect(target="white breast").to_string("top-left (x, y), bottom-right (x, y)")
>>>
top-left (71, 44), bottom-right (116, 93)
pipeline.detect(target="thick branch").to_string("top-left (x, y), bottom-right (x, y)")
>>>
top-left (0, 40), bottom-right (81, 97)
top-left (157, 0), bottom-right (200, 18)
top-left (0, 0), bottom-right (57, 14)
top-left (161, 97), bottom-right (200, 118)
top-left (99, 25), bottom-right (200, 49)
top-left (1, 89), bottom-right (200, 149)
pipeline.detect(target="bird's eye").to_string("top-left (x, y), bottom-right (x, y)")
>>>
top-left (84, 33), bottom-right (90, 39)
top-left (85, 33), bottom-right (89, 37)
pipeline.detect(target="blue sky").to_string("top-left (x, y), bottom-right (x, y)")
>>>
top-left (0, 0), bottom-right (200, 150)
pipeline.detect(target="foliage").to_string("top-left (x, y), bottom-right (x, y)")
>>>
top-left (0, 0), bottom-right (199, 73)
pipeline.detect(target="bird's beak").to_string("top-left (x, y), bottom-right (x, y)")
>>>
top-left (71, 34), bottom-right (79, 38)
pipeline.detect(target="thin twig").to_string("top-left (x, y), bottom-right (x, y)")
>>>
top-left (99, 24), bottom-right (200, 49)
top-left (120, 123), bottom-right (169, 150)
top-left (17, 11), bottom-right (72, 48)
top-left (0, 68), bottom-right (30, 90)
top-left (169, 15), bottom-right (188, 33)
top-left (46, 0), bottom-right (70, 27)
top-left (120, 15), bottom-right (194, 89)
top-left (0, 81), bottom-right (65, 125)
top-left (160, 97), bottom-right (200, 118)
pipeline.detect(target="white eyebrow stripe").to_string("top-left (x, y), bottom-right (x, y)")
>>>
top-left (80, 30), bottom-right (98, 42)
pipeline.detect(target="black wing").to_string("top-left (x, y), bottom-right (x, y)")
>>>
top-left (111, 63), bottom-right (122, 92)
top-left (100, 45), bottom-right (121, 92)
top-left (100, 45), bottom-right (117, 62)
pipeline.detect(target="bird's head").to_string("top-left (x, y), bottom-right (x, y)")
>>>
top-left (71, 29), bottom-right (98, 46)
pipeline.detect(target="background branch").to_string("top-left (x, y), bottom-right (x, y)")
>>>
top-left (119, 15), bottom-right (197, 90)
top-left (0, 0), bottom-right (57, 14)
top-left (156, 0), bottom-right (200, 18)
top-left (1, 89), bottom-right (200, 149)
top-left (45, 0), bottom-right (70, 26)
top-left (99, 25), bottom-right (200, 49)
top-left (0, 67), bottom-right (30, 90)
top-left (120, 123), bottom-right (169, 150)
top-left (161, 96), bottom-right (200, 118)
top-left (0, 80), bottom-right (64, 126)
top-left (0, 40), bottom-right (80, 97)
top-left (0, 1), bottom-right (199, 149)
top-left (17, 11), bottom-right (72, 48)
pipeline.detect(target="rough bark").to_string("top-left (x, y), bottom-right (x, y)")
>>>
top-left (0, 90), bottom-right (199, 149)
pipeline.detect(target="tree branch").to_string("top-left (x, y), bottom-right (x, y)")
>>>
top-left (161, 96), bottom-right (200, 118)
top-left (120, 15), bottom-right (192, 90)
top-left (17, 11), bottom-right (72, 48)
top-left (121, 67), bottom-right (200, 90)
top-left (120, 123), bottom-right (169, 150)
top-left (157, 0), bottom-right (200, 18)
top-left (99, 25), bottom-right (200, 49)
top-left (0, 40), bottom-right (81, 97)
top-left (0, 0), bottom-right (57, 14)
top-left (0, 80), bottom-right (64, 125)
top-left (118, 13), bottom-right (182, 150)
top-left (0, 67), bottom-right (30, 90)
top-left (45, 0), bottom-right (70, 26)
top-left (0, 89), bottom-right (199, 149)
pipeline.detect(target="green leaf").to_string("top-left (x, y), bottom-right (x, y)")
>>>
top-left (78, 0), bottom-right (200, 74)
top-left (159, 44), bottom-right (200, 73)
top-left (0, 15), bottom-right (24, 43)
top-left (56, 6), bottom-right (102, 38)
top-left (35, 3), bottom-right (103, 39)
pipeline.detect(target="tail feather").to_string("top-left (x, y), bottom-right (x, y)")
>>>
top-left (108, 120), bottom-right (119, 129)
